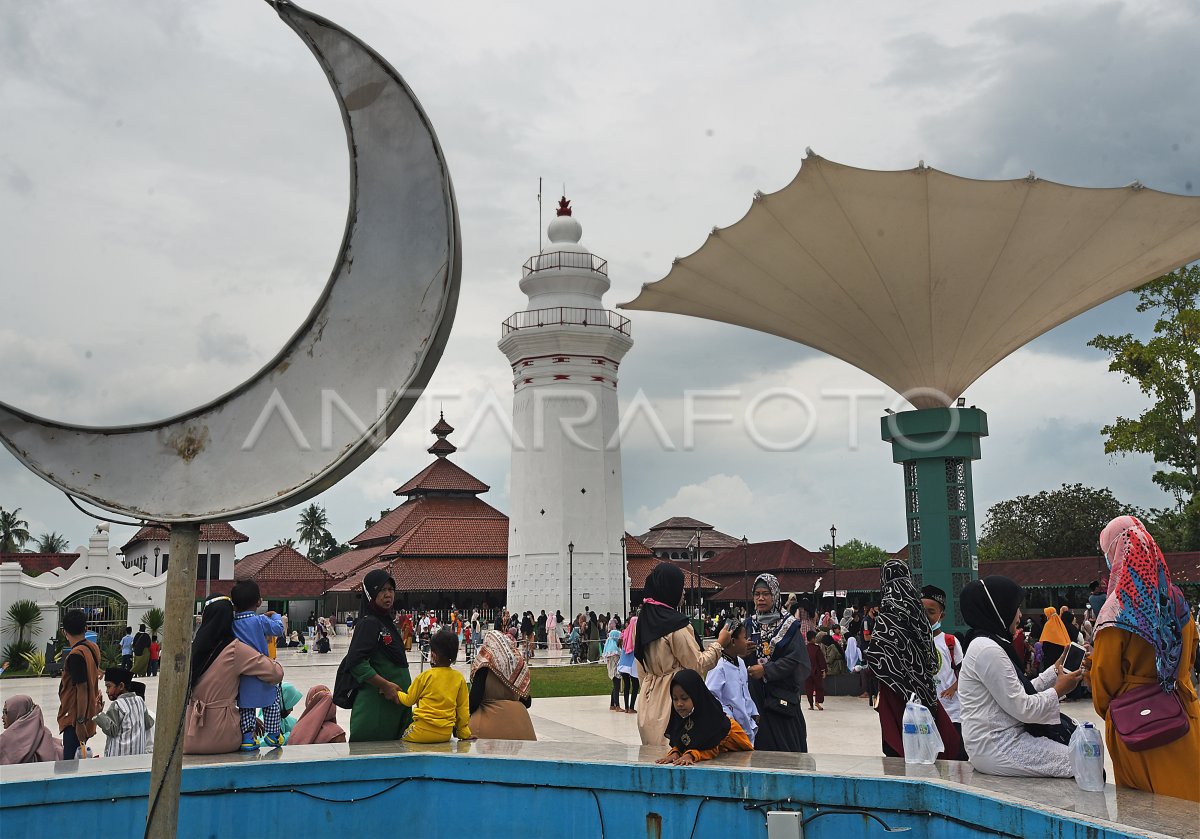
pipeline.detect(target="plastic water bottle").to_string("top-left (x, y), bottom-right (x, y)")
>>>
top-left (902, 694), bottom-right (937, 764)
top-left (1071, 722), bottom-right (1106, 792)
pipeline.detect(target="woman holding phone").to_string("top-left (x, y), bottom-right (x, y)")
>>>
top-left (958, 576), bottom-right (1084, 777)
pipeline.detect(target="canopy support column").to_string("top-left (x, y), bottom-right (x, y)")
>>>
top-left (881, 408), bottom-right (988, 632)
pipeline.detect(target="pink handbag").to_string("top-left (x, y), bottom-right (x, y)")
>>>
top-left (1108, 682), bottom-right (1190, 752)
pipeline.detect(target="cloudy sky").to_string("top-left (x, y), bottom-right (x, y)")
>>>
top-left (1, 0), bottom-right (1196, 559)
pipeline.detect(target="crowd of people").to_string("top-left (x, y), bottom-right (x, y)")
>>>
top-left (1, 516), bottom-right (1196, 804)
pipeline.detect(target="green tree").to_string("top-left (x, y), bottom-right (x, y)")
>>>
top-left (34, 531), bottom-right (70, 553)
top-left (820, 538), bottom-right (890, 568)
top-left (0, 506), bottom-right (31, 553)
top-left (143, 607), bottom-right (165, 638)
top-left (275, 537), bottom-right (297, 549)
top-left (978, 483), bottom-right (1138, 562)
top-left (4, 599), bottom-right (44, 645)
top-left (296, 503), bottom-right (331, 560)
top-left (1089, 266), bottom-right (1199, 548)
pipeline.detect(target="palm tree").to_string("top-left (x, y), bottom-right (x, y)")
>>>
top-left (0, 507), bottom-right (31, 553)
top-left (4, 599), bottom-right (44, 645)
top-left (35, 531), bottom-right (70, 553)
top-left (144, 607), bottom-right (165, 638)
top-left (275, 537), bottom-right (297, 548)
top-left (296, 503), bottom-right (330, 556)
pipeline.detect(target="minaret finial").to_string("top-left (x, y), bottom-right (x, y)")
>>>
top-left (556, 196), bottom-right (572, 217)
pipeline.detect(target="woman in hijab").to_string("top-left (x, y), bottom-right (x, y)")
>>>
top-left (746, 572), bottom-right (809, 753)
top-left (185, 596), bottom-right (284, 754)
top-left (1091, 516), bottom-right (1199, 801)
top-left (586, 612), bottom-right (602, 663)
top-left (655, 669), bottom-right (752, 765)
top-left (289, 686), bottom-right (347, 745)
top-left (617, 614), bottom-right (640, 713)
top-left (521, 611), bottom-right (536, 659)
top-left (338, 569), bottom-right (413, 742)
top-left (863, 560), bottom-right (961, 761)
top-left (468, 629), bottom-right (536, 740)
top-left (1038, 606), bottom-right (1071, 673)
top-left (0, 695), bottom-right (62, 764)
top-left (957, 576), bottom-right (1084, 777)
top-left (635, 562), bottom-right (731, 745)
top-left (547, 610), bottom-right (561, 657)
top-left (604, 628), bottom-right (624, 711)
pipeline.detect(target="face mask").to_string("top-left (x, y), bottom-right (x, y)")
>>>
top-left (930, 621), bottom-right (941, 633)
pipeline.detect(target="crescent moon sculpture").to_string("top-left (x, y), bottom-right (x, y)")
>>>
top-left (0, 0), bottom-right (460, 523)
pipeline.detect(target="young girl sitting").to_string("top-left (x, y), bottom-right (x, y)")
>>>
top-left (655, 669), bottom-right (753, 766)
top-left (397, 629), bottom-right (472, 744)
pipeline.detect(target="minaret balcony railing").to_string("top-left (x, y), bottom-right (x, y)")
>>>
top-left (522, 251), bottom-right (608, 277)
top-left (502, 307), bottom-right (632, 337)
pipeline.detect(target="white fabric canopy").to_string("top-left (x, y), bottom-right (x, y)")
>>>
top-left (622, 154), bottom-right (1200, 408)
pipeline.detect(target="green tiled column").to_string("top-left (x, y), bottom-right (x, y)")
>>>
top-left (880, 408), bottom-right (988, 632)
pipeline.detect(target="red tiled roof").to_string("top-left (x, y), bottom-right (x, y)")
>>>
top-left (714, 572), bottom-right (833, 602)
top-left (627, 558), bottom-right (721, 592)
top-left (808, 552), bottom-right (1200, 596)
top-left (320, 543), bottom-right (389, 580)
top-left (122, 522), bottom-right (249, 552)
top-left (702, 540), bottom-right (832, 578)
top-left (349, 495), bottom-right (507, 546)
top-left (382, 517), bottom-right (508, 557)
top-left (0, 553), bottom-right (80, 575)
top-left (623, 532), bottom-right (653, 557)
top-left (327, 558), bottom-right (507, 593)
top-left (236, 545), bottom-right (328, 581)
top-left (394, 458), bottom-right (489, 496)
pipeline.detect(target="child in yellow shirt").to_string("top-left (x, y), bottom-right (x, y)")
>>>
top-left (398, 629), bottom-right (472, 743)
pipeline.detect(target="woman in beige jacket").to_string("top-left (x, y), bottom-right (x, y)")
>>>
top-left (634, 563), bottom-right (731, 745)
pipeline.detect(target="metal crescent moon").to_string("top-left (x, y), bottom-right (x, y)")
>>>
top-left (0, 1), bottom-right (460, 523)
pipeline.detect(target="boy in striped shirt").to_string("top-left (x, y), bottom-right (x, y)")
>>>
top-left (94, 667), bottom-right (154, 757)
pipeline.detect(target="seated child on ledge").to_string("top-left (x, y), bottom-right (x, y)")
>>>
top-left (656, 669), bottom-right (753, 766)
top-left (398, 629), bottom-right (472, 744)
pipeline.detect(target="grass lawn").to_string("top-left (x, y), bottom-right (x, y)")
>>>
top-left (529, 663), bottom-right (612, 697)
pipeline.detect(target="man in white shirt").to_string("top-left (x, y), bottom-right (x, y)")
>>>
top-left (705, 620), bottom-right (759, 744)
top-left (921, 584), bottom-right (966, 759)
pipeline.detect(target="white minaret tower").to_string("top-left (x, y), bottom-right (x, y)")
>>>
top-left (500, 196), bottom-right (633, 619)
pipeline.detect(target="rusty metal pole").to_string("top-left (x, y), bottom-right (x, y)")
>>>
top-left (146, 522), bottom-right (200, 839)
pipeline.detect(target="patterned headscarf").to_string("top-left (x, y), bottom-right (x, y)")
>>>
top-left (752, 573), bottom-right (783, 626)
top-left (1097, 515), bottom-right (1192, 689)
top-left (470, 630), bottom-right (531, 699)
top-left (750, 573), bottom-right (798, 660)
top-left (863, 559), bottom-right (939, 711)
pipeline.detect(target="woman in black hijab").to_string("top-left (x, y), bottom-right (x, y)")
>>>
top-left (864, 560), bottom-right (961, 760)
top-left (336, 569), bottom-right (413, 742)
top-left (957, 576), bottom-right (1084, 777)
top-left (190, 596), bottom-right (235, 690)
top-left (655, 669), bottom-right (752, 765)
top-left (634, 563), bottom-right (731, 746)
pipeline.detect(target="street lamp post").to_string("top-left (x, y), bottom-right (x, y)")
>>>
top-left (568, 541), bottom-right (575, 621)
top-left (830, 524), bottom-right (838, 616)
top-left (741, 536), bottom-right (749, 618)
top-left (154, 546), bottom-right (160, 577)
top-left (619, 535), bottom-right (628, 620)
top-left (694, 529), bottom-right (701, 618)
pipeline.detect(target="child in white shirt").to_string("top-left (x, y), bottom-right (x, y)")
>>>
top-left (704, 620), bottom-right (758, 744)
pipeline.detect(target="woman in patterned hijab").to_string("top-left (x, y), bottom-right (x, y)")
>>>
top-left (1091, 515), bottom-right (1198, 800)
top-left (864, 559), bottom-right (962, 760)
top-left (468, 630), bottom-right (536, 740)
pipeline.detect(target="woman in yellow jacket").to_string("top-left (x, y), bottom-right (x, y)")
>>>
top-left (1091, 515), bottom-right (1199, 802)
